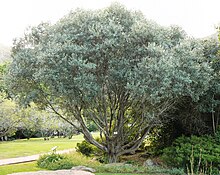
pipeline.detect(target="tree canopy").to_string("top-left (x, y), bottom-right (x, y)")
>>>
top-left (7, 3), bottom-right (213, 162)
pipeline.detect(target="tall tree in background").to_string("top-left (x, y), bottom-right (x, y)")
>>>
top-left (0, 63), bottom-right (20, 140)
top-left (7, 4), bottom-right (213, 162)
top-left (0, 99), bottom-right (20, 140)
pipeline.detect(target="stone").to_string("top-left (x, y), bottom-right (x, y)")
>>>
top-left (71, 166), bottom-right (96, 173)
top-left (143, 159), bottom-right (154, 167)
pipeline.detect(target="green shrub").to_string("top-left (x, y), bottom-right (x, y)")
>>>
top-left (76, 140), bottom-right (97, 157)
top-left (87, 122), bottom-right (98, 132)
top-left (76, 139), bottom-right (109, 163)
top-left (147, 167), bottom-right (185, 175)
top-left (66, 152), bottom-right (101, 167)
top-left (162, 135), bottom-right (220, 174)
top-left (37, 153), bottom-right (73, 170)
top-left (214, 129), bottom-right (220, 143)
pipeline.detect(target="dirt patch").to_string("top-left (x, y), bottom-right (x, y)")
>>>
top-left (8, 170), bottom-right (95, 175)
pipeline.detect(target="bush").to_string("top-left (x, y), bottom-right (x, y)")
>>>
top-left (37, 153), bottom-right (73, 170)
top-left (76, 140), bottom-right (97, 157)
top-left (76, 138), bottom-right (109, 163)
top-left (36, 151), bottom-right (185, 174)
top-left (162, 135), bottom-right (220, 174)
top-left (87, 122), bottom-right (98, 132)
top-left (214, 129), bottom-right (220, 143)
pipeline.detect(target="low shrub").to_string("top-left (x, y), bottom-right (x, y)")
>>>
top-left (76, 138), bottom-right (107, 162)
top-left (162, 135), bottom-right (220, 174)
top-left (67, 152), bottom-right (101, 167)
top-left (36, 151), bottom-right (184, 174)
top-left (97, 164), bottom-right (184, 175)
top-left (214, 129), bottom-right (220, 143)
top-left (37, 153), bottom-right (73, 170)
top-left (76, 140), bottom-right (97, 157)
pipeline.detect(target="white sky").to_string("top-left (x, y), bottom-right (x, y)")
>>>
top-left (0, 0), bottom-right (220, 46)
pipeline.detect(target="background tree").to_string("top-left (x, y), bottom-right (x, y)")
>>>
top-left (17, 105), bottom-right (76, 140)
top-left (18, 106), bottom-right (43, 140)
top-left (0, 99), bottom-right (20, 140)
top-left (0, 63), bottom-right (7, 93)
top-left (150, 38), bottom-right (220, 152)
top-left (0, 63), bottom-right (20, 141)
top-left (7, 4), bottom-right (213, 162)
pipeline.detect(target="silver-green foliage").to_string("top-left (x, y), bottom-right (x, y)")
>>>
top-left (7, 3), bottom-right (213, 162)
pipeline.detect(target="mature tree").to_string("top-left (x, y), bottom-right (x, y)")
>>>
top-left (0, 63), bottom-right (20, 140)
top-left (196, 39), bottom-right (220, 134)
top-left (7, 4), bottom-right (213, 162)
top-left (18, 106), bottom-right (44, 139)
top-left (39, 111), bottom-right (77, 139)
top-left (0, 63), bottom-right (10, 99)
top-left (0, 99), bottom-right (20, 140)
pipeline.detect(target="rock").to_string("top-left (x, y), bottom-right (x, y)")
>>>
top-left (143, 159), bottom-right (155, 167)
top-left (71, 166), bottom-right (96, 173)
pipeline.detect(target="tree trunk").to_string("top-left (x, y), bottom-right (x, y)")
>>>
top-left (4, 136), bottom-right (7, 141)
top-left (107, 138), bottom-right (119, 163)
top-left (108, 152), bottom-right (118, 163)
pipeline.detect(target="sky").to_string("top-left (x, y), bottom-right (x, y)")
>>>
top-left (0, 0), bottom-right (220, 46)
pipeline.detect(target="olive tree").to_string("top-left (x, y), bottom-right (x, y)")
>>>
top-left (7, 4), bottom-right (213, 162)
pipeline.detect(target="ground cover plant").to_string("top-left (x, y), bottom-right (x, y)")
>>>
top-left (162, 134), bottom-right (220, 175)
top-left (37, 153), bottom-right (74, 170)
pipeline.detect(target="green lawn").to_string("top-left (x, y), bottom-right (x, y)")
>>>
top-left (0, 134), bottom-right (85, 159)
top-left (0, 162), bottom-right (44, 175)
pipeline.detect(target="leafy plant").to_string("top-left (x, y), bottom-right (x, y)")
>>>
top-left (37, 153), bottom-right (73, 170)
top-left (76, 139), bottom-right (108, 163)
top-left (76, 140), bottom-right (97, 157)
top-left (162, 135), bottom-right (220, 174)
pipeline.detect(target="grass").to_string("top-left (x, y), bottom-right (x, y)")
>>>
top-left (0, 133), bottom-right (94, 159)
top-left (0, 162), bottom-right (44, 175)
top-left (0, 137), bottom-right (81, 159)
top-left (0, 133), bottom-right (101, 159)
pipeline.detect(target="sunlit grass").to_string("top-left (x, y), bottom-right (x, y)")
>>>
top-left (0, 161), bottom-right (44, 175)
top-left (0, 134), bottom-right (86, 159)
top-left (0, 138), bottom-right (78, 159)
top-left (0, 132), bottom-right (100, 159)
